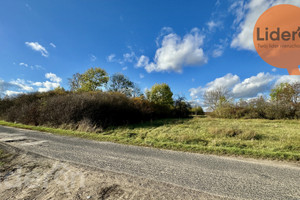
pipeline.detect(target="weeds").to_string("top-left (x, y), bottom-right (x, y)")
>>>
top-left (1, 117), bottom-right (299, 161)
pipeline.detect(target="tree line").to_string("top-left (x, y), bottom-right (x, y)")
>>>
top-left (0, 67), bottom-right (197, 130)
top-left (204, 82), bottom-right (300, 119)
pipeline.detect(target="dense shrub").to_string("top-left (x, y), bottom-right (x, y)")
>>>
top-left (0, 91), bottom-right (190, 129)
top-left (190, 106), bottom-right (204, 116)
top-left (210, 97), bottom-right (300, 120)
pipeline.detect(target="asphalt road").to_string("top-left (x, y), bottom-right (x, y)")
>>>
top-left (0, 125), bottom-right (299, 200)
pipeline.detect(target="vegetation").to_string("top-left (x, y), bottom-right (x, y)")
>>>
top-left (0, 67), bottom-right (191, 129)
top-left (108, 73), bottom-right (141, 97)
top-left (0, 117), bottom-right (299, 161)
top-left (146, 83), bottom-right (174, 106)
top-left (190, 106), bottom-right (205, 115)
top-left (209, 82), bottom-right (300, 119)
top-left (68, 67), bottom-right (109, 91)
top-left (1, 66), bottom-right (299, 162)
top-left (0, 91), bottom-right (190, 129)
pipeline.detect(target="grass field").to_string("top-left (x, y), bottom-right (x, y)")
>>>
top-left (0, 117), bottom-right (299, 161)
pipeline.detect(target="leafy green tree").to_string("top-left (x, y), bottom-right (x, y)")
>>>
top-left (108, 73), bottom-right (141, 97)
top-left (190, 106), bottom-right (204, 115)
top-left (69, 67), bottom-right (109, 92)
top-left (146, 83), bottom-right (173, 106)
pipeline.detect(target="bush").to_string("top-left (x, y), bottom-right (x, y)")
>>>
top-left (210, 96), bottom-right (300, 120)
top-left (0, 91), bottom-right (191, 129)
top-left (190, 106), bottom-right (204, 115)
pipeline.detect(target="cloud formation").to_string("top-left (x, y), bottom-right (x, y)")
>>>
top-left (19, 62), bottom-right (44, 70)
top-left (45, 73), bottom-right (62, 83)
top-left (189, 72), bottom-right (300, 102)
top-left (189, 73), bottom-right (240, 99)
top-left (107, 54), bottom-right (116, 62)
top-left (49, 43), bottom-right (56, 48)
top-left (25, 42), bottom-right (49, 57)
top-left (0, 73), bottom-right (62, 97)
top-left (232, 72), bottom-right (274, 98)
top-left (137, 28), bottom-right (208, 73)
top-left (90, 54), bottom-right (97, 62)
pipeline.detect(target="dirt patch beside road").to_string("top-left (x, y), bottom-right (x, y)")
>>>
top-left (0, 143), bottom-right (226, 200)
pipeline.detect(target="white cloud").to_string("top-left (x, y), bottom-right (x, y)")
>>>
top-left (212, 39), bottom-right (228, 58)
top-left (0, 80), bottom-right (20, 97)
top-left (138, 28), bottom-right (208, 73)
top-left (9, 79), bottom-right (34, 92)
top-left (5, 90), bottom-right (23, 97)
top-left (107, 54), bottom-right (116, 62)
top-left (107, 51), bottom-right (137, 65)
top-left (36, 73), bottom-right (62, 92)
top-left (231, 0), bottom-right (300, 50)
top-left (205, 73), bottom-right (240, 92)
top-left (37, 81), bottom-right (60, 92)
top-left (122, 66), bottom-right (128, 71)
top-left (189, 73), bottom-right (240, 99)
top-left (0, 73), bottom-right (62, 96)
top-left (90, 54), bottom-right (97, 62)
top-left (189, 72), bottom-right (300, 103)
top-left (45, 73), bottom-right (62, 83)
top-left (207, 20), bottom-right (222, 31)
top-left (275, 75), bottom-right (300, 85)
top-left (272, 68), bottom-right (277, 72)
top-left (232, 72), bottom-right (274, 98)
top-left (19, 62), bottom-right (28, 67)
top-left (212, 48), bottom-right (223, 58)
top-left (32, 82), bottom-right (43, 87)
top-left (49, 43), bottom-right (56, 48)
top-left (139, 73), bottom-right (144, 79)
top-left (19, 62), bottom-right (44, 70)
top-left (25, 42), bottom-right (49, 57)
top-left (123, 52), bottom-right (136, 63)
top-left (136, 55), bottom-right (149, 68)
top-left (32, 73), bottom-right (62, 92)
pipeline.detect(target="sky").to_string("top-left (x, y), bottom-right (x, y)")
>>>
top-left (1, 0), bottom-right (300, 106)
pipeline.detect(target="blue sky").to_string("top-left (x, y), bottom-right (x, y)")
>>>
top-left (1, 0), bottom-right (300, 105)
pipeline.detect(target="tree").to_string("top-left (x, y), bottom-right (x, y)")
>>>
top-left (146, 83), bottom-right (173, 106)
top-left (69, 67), bottom-right (109, 92)
top-left (270, 82), bottom-right (300, 104)
top-left (203, 87), bottom-right (229, 111)
top-left (270, 82), bottom-right (300, 119)
top-left (108, 73), bottom-right (141, 97)
top-left (173, 96), bottom-right (192, 117)
top-left (68, 73), bottom-right (82, 91)
top-left (190, 106), bottom-right (204, 115)
top-left (53, 86), bottom-right (66, 95)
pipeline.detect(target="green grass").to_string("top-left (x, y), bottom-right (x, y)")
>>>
top-left (0, 117), bottom-right (299, 161)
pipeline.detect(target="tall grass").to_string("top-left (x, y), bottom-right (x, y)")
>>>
top-left (1, 117), bottom-right (299, 161)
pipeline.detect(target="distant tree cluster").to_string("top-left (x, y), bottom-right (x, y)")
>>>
top-left (0, 67), bottom-right (193, 129)
top-left (205, 82), bottom-right (300, 119)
